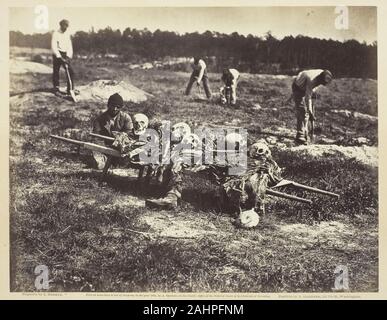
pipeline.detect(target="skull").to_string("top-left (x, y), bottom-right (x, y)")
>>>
top-left (249, 140), bottom-right (271, 160)
top-left (181, 133), bottom-right (202, 150)
top-left (225, 132), bottom-right (247, 151)
top-left (133, 113), bottom-right (149, 136)
top-left (171, 122), bottom-right (191, 143)
top-left (237, 208), bottom-right (260, 228)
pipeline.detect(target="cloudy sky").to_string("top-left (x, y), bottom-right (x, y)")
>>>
top-left (9, 6), bottom-right (377, 43)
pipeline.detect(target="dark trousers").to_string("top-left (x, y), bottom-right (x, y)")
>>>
top-left (52, 51), bottom-right (75, 93)
top-left (160, 161), bottom-right (183, 198)
top-left (185, 71), bottom-right (212, 98)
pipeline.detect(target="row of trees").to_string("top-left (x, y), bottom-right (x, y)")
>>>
top-left (10, 28), bottom-right (377, 78)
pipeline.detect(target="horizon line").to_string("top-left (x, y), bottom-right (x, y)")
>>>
top-left (9, 28), bottom-right (377, 46)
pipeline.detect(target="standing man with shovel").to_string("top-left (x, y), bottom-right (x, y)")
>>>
top-left (292, 69), bottom-right (333, 145)
top-left (51, 19), bottom-right (77, 102)
top-left (185, 57), bottom-right (212, 100)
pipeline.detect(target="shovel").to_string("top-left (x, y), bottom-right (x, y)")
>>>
top-left (64, 61), bottom-right (77, 103)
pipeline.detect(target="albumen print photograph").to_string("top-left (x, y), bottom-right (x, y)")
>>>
top-left (9, 5), bottom-right (378, 293)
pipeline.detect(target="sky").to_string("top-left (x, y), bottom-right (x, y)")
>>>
top-left (9, 6), bottom-right (377, 44)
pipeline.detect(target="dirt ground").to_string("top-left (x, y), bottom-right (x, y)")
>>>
top-left (9, 58), bottom-right (378, 293)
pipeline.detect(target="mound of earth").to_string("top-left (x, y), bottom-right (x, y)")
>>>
top-left (331, 109), bottom-right (377, 123)
top-left (240, 73), bottom-right (291, 80)
top-left (76, 79), bottom-right (152, 103)
top-left (289, 144), bottom-right (378, 167)
top-left (10, 59), bottom-right (52, 74)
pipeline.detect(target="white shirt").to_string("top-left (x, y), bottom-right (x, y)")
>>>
top-left (51, 29), bottom-right (73, 58)
top-left (192, 59), bottom-right (206, 72)
top-left (229, 68), bottom-right (239, 78)
top-left (192, 59), bottom-right (206, 82)
top-left (221, 68), bottom-right (239, 87)
top-left (294, 69), bottom-right (324, 97)
top-left (229, 69), bottom-right (240, 82)
top-left (294, 69), bottom-right (324, 111)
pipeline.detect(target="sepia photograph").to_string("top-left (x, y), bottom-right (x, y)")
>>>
top-left (6, 3), bottom-right (379, 295)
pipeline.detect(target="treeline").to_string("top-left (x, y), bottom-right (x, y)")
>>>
top-left (10, 28), bottom-right (377, 78)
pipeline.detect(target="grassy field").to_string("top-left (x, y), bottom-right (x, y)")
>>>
top-left (9, 58), bottom-right (378, 293)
